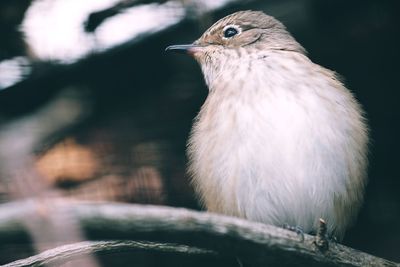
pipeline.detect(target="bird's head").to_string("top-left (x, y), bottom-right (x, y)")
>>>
top-left (166, 11), bottom-right (305, 61)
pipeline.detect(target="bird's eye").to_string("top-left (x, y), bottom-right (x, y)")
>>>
top-left (223, 27), bottom-right (239, 38)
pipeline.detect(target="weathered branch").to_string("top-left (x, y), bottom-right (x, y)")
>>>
top-left (3, 240), bottom-right (215, 267)
top-left (0, 200), bottom-right (397, 267)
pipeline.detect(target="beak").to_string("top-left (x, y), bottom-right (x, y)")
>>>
top-left (165, 44), bottom-right (202, 55)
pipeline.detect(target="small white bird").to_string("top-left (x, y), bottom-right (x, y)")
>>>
top-left (166, 10), bottom-right (368, 239)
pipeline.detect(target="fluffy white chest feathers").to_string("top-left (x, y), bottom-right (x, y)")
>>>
top-left (187, 52), bottom-right (368, 239)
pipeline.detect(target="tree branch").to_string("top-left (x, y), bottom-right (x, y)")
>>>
top-left (0, 200), bottom-right (397, 267)
top-left (3, 240), bottom-right (215, 267)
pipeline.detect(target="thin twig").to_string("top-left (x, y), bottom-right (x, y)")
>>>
top-left (314, 218), bottom-right (329, 252)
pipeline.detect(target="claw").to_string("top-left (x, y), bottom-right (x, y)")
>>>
top-left (282, 223), bottom-right (305, 242)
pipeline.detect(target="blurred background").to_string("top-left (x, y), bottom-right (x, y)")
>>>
top-left (0, 0), bottom-right (399, 265)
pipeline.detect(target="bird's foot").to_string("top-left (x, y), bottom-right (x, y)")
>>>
top-left (282, 223), bottom-right (305, 242)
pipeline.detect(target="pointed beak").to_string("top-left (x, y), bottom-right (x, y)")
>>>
top-left (165, 44), bottom-right (202, 55)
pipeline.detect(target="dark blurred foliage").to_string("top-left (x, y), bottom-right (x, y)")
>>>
top-left (0, 0), bottom-right (31, 60)
top-left (0, 0), bottom-right (399, 265)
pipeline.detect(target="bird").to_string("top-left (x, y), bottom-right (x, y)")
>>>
top-left (166, 10), bottom-right (368, 240)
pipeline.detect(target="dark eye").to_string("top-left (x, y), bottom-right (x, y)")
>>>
top-left (223, 27), bottom-right (238, 38)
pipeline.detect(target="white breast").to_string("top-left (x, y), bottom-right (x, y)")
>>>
top-left (188, 51), bottom-right (368, 238)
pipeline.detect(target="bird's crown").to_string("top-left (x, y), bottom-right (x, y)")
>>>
top-left (191, 10), bottom-right (305, 54)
